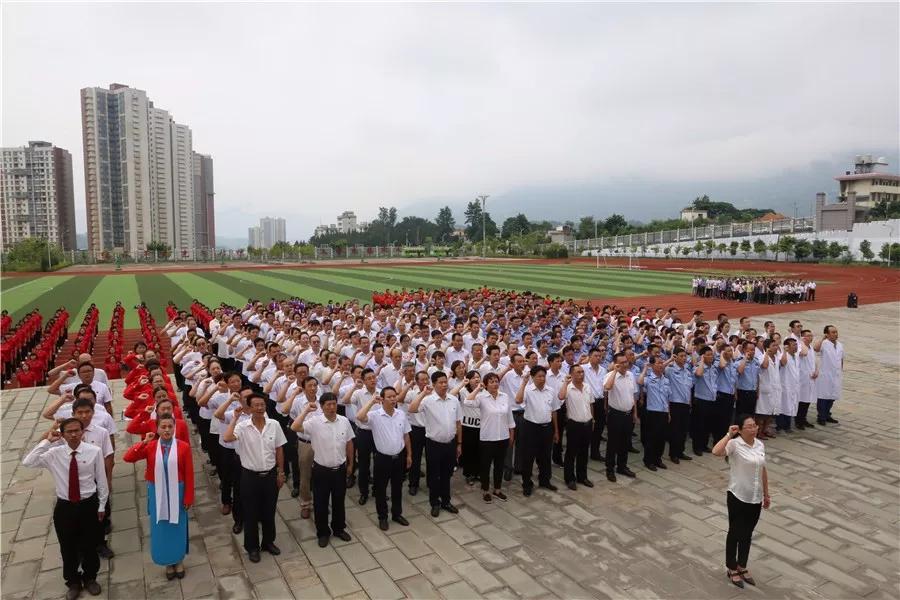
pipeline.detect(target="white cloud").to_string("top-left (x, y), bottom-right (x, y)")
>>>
top-left (2, 2), bottom-right (897, 240)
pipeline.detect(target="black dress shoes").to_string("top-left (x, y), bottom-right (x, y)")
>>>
top-left (392, 515), bottom-right (409, 526)
top-left (617, 467), bottom-right (636, 478)
top-left (440, 503), bottom-right (459, 514)
top-left (263, 543), bottom-right (280, 555)
top-left (248, 550), bottom-right (261, 563)
top-left (334, 530), bottom-right (352, 542)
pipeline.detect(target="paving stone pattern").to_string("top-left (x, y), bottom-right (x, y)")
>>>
top-left (1, 303), bottom-right (898, 599)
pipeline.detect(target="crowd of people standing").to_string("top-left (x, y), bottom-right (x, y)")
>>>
top-left (692, 276), bottom-right (816, 304)
top-left (21, 286), bottom-right (846, 598)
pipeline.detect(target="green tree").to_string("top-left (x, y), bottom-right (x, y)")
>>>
top-left (879, 243), bottom-right (900, 264)
top-left (753, 239), bottom-right (768, 256)
top-left (576, 216), bottom-right (596, 240)
top-left (859, 239), bottom-right (874, 260)
top-left (827, 241), bottom-right (845, 259)
top-left (5, 238), bottom-right (67, 271)
top-left (729, 241), bottom-right (739, 256)
top-left (704, 240), bottom-right (715, 256)
top-left (435, 206), bottom-right (455, 241)
top-left (778, 236), bottom-right (797, 260)
top-left (792, 239), bottom-right (812, 261)
top-left (681, 246), bottom-right (691, 256)
top-left (869, 198), bottom-right (900, 220)
top-left (146, 240), bottom-right (171, 258)
top-left (740, 239), bottom-right (752, 258)
top-left (717, 243), bottom-right (727, 255)
top-left (604, 214), bottom-right (628, 235)
top-left (501, 214), bottom-right (531, 239)
top-left (811, 239), bottom-right (829, 260)
top-left (463, 201), bottom-right (498, 245)
top-left (664, 247), bottom-right (671, 257)
top-left (693, 241), bottom-right (704, 256)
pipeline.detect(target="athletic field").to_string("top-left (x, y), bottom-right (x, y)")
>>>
top-left (0, 263), bottom-right (691, 330)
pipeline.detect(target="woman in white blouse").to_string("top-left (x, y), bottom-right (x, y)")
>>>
top-left (464, 372), bottom-right (515, 503)
top-left (712, 415), bottom-right (770, 589)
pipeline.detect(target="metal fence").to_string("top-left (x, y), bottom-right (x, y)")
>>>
top-left (556, 217), bottom-right (815, 253)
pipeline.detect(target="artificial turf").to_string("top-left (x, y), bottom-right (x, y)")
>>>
top-left (0, 263), bottom-right (691, 331)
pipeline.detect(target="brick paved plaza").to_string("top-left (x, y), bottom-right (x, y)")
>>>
top-left (1, 303), bottom-right (898, 600)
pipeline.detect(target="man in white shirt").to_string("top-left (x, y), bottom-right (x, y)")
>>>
top-left (558, 365), bottom-right (594, 490)
top-left (445, 333), bottom-right (471, 369)
top-left (814, 325), bottom-right (843, 425)
top-left (293, 392), bottom-right (355, 548)
top-left (499, 353), bottom-right (527, 480)
top-left (23, 419), bottom-right (108, 599)
top-left (356, 387), bottom-right (412, 531)
top-left (222, 393), bottom-right (287, 563)
top-left (603, 352), bottom-right (637, 482)
top-left (409, 371), bottom-right (462, 517)
top-left (343, 368), bottom-right (379, 503)
top-left (583, 347), bottom-right (607, 461)
top-left (515, 365), bottom-right (560, 496)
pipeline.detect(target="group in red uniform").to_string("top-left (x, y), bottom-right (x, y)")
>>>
top-left (2, 308), bottom-right (69, 389)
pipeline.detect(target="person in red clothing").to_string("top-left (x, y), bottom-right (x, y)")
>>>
top-left (15, 363), bottom-right (40, 387)
top-left (127, 397), bottom-right (190, 444)
top-left (104, 353), bottom-right (122, 379)
top-left (122, 416), bottom-right (194, 579)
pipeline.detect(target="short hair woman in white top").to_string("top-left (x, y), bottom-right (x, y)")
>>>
top-left (712, 414), bottom-right (770, 589)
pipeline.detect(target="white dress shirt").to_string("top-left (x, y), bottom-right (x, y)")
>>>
top-left (583, 364), bottom-right (605, 398)
top-left (561, 383), bottom-right (593, 423)
top-left (368, 407), bottom-right (411, 455)
top-left (465, 391), bottom-right (515, 441)
top-left (520, 383), bottom-right (560, 424)
top-left (350, 388), bottom-right (378, 431)
top-left (53, 404), bottom-right (117, 436)
top-left (74, 424), bottom-right (115, 458)
top-left (417, 393), bottom-right (461, 443)
top-left (500, 369), bottom-right (526, 412)
top-left (726, 437), bottom-right (766, 504)
top-left (64, 368), bottom-right (109, 386)
top-left (377, 364), bottom-right (402, 390)
top-left (604, 370), bottom-right (636, 412)
top-left (60, 380), bottom-right (113, 408)
top-left (232, 418), bottom-right (287, 471)
top-left (306, 415), bottom-right (355, 468)
top-left (22, 440), bottom-right (109, 509)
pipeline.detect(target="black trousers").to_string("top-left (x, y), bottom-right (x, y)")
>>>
top-left (668, 403), bottom-right (690, 459)
top-left (715, 392), bottom-right (735, 440)
top-left (460, 426), bottom-right (480, 477)
top-left (691, 399), bottom-right (716, 453)
top-left (54, 494), bottom-right (101, 587)
top-left (373, 451), bottom-right (405, 520)
top-left (425, 439), bottom-right (456, 507)
top-left (312, 462), bottom-right (348, 538)
top-left (726, 491), bottom-right (762, 569)
top-left (552, 405), bottom-right (567, 462)
top-left (220, 447), bottom-right (243, 523)
top-left (564, 420), bottom-right (591, 483)
top-left (521, 420), bottom-right (553, 488)
top-left (642, 411), bottom-right (668, 466)
top-left (797, 401), bottom-right (811, 424)
top-left (407, 425), bottom-right (426, 489)
top-left (504, 411), bottom-right (525, 473)
top-left (590, 398), bottom-right (606, 457)
top-left (240, 467), bottom-right (279, 552)
top-left (605, 408), bottom-right (632, 472)
top-left (479, 439), bottom-right (508, 491)
top-left (736, 389), bottom-right (757, 417)
top-left (355, 429), bottom-right (374, 496)
top-left (276, 414), bottom-right (300, 488)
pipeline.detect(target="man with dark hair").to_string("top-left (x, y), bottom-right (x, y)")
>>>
top-left (409, 371), bottom-right (462, 517)
top-left (222, 392), bottom-right (287, 563)
top-left (515, 365), bottom-right (559, 496)
top-left (604, 352), bottom-right (637, 482)
top-left (23, 419), bottom-right (108, 599)
top-left (343, 368), bottom-right (379, 504)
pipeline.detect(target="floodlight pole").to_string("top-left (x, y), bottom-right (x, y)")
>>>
top-left (478, 194), bottom-right (489, 259)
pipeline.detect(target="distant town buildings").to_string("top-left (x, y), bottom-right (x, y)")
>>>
top-left (312, 211), bottom-right (370, 238)
top-left (817, 155), bottom-right (900, 231)
top-left (548, 225), bottom-right (574, 244)
top-left (680, 207), bottom-right (709, 223)
top-left (0, 141), bottom-right (77, 250)
top-left (248, 216), bottom-right (286, 248)
top-left (80, 83), bottom-right (215, 254)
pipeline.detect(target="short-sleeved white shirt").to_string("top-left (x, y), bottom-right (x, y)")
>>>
top-left (467, 391), bottom-right (515, 441)
top-left (232, 418), bottom-right (287, 471)
top-left (520, 383), bottom-right (560, 425)
top-left (726, 436), bottom-right (766, 504)
top-left (368, 407), bottom-right (411, 455)
top-left (306, 415), bottom-right (355, 468)
top-left (417, 393), bottom-right (461, 443)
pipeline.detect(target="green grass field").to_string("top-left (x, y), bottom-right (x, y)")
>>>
top-left (1, 263), bottom-right (691, 331)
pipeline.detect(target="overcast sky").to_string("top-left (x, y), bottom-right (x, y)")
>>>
top-left (3, 1), bottom-right (898, 241)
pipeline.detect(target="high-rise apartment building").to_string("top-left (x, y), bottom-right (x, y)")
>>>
top-left (259, 217), bottom-right (286, 248)
top-left (193, 152), bottom-right (215, 249)
top-left (81, 83), bottom-right (212, 254)
top-left (0, 141), bottom-right (77, 250)
top-left (248, 225), bottom-right (263, 249)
